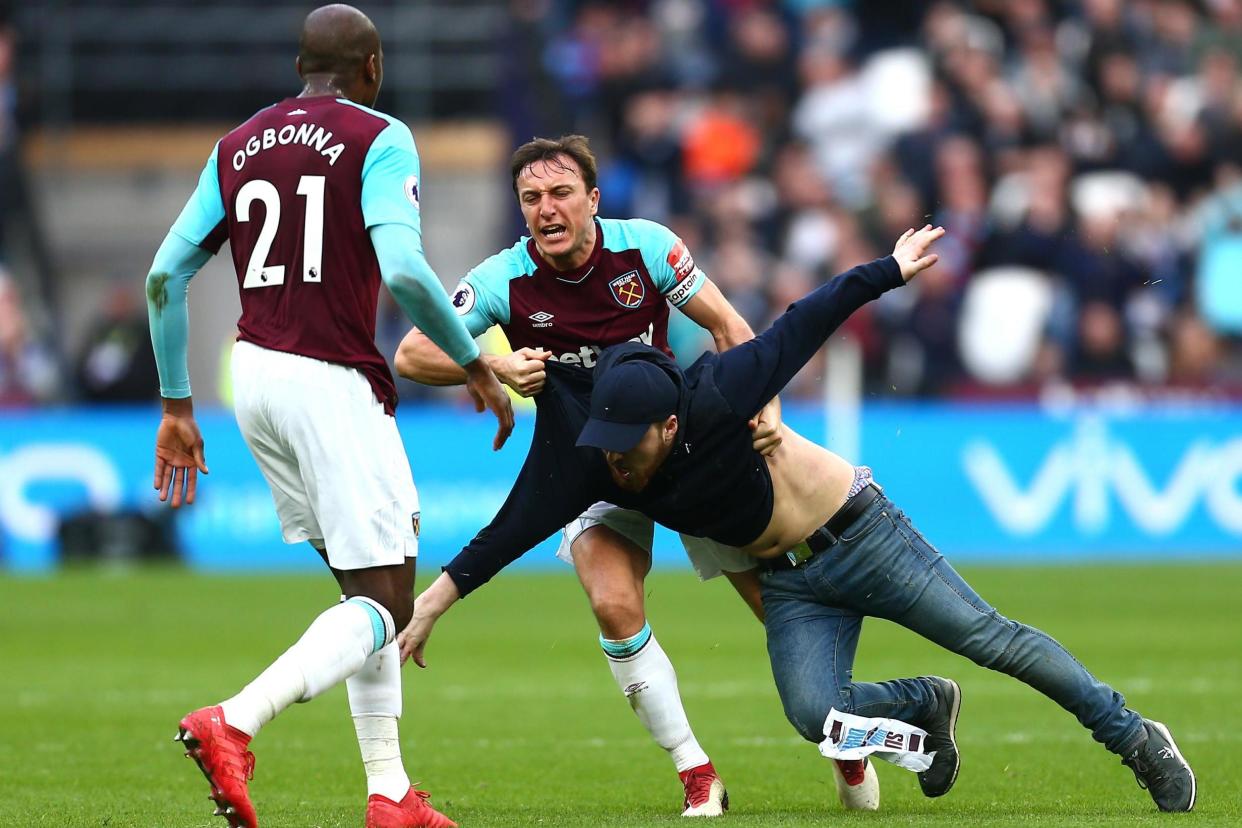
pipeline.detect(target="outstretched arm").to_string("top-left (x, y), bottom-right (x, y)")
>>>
top-left (713, 226), bottom-right (943, 419)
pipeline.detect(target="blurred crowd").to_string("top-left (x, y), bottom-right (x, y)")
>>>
top-left (500, 0), bottom-right (1242, 400)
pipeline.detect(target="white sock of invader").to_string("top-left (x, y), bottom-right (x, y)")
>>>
top-left (347, 641), bottom-right (412, 801)
top-left (601, 621), bottom-right (710, 773)
top-left (220, 596), bottom-right (394, 737)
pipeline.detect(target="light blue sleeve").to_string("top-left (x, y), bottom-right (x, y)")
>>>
top-left (360, 121), bottom-right (423, 233)
top-left (370, 223), bottom-right (480, 366)
top-left (170, 142), bottom-right (227, 249)
top-left (448, 245), bottom-right (523, 337)
top-left (146, 232), bottom-right (213, 398)
top-left (629, 219), bottom-right (706, 307)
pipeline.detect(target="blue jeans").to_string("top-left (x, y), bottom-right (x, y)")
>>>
top-left (761, 493), bottom-right (1144, 755)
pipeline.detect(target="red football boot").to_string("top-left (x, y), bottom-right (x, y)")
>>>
top-left (175, 706), bottom-right (258, 828)
top-left (365, 786), bottom-right (458, 828)
top-left (679, 761), bottom-right (728, 817)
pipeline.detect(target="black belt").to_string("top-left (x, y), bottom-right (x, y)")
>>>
top-left (758, 483), bottom-right (881, 573)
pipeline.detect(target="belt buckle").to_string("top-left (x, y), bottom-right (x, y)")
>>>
top-left (785, 540), bottom-right (814, 567)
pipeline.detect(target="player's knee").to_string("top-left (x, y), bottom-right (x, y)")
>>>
top-left (589, 593), bottom-right (646, 640)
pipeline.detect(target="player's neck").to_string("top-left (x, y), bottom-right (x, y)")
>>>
top-left (299, 75), bottom-right (350, 101)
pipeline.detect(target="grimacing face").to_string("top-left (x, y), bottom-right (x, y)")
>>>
top-left (515, 154), bottom-right (600, 270)
top-left (602, 417), bottom-right (677, 493)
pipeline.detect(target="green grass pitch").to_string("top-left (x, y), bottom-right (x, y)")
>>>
top-left (2, 562), bottom-right (1239, 827)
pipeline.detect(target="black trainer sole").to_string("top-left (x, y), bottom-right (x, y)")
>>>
top-left (939, 678), bottom-right (962, 797)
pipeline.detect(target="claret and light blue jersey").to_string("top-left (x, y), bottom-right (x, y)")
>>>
top-left (146, 95), bottom-right (480, 412)
top-left (448, 217), bottom-right (708, 367)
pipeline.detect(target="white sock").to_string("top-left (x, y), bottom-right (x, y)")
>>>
top-left (220, 596), bottom-right (394, 737)
top-left (601, 622), bottom-right (710, 773)
top-left (347, 641), bottom-right (412, 801)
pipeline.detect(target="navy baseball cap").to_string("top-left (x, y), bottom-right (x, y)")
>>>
top-left (576, 360), bottom-right (679, 453)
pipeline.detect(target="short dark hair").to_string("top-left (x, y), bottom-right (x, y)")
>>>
top-left (510, 135), bottom-right (599, 194)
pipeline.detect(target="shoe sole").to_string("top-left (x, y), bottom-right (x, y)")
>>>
top-left (1149, 720), bottom-right (1197, 812)
top-left (175, 724), bottom-right (253, 828)
top-left (930, 678), bottom-right (962, 798)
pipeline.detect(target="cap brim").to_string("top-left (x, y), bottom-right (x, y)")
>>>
top-left (576, 418), bottom-right (650, 453)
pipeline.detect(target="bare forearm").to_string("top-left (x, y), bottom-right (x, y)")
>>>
top-left (711, 314), bottom-right (756, 352)
top-left (397, 331), bottom-right (507, 386)
top-left (417, 571), bottom-right (461, 617)
top-left (395, 331), bottom-right (468, 384)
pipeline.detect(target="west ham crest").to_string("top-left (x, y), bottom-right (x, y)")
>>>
top-left (608, 271), bottom-right (646, 309)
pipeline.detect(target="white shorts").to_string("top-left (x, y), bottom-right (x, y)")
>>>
top-left (557, 501), bottom-right (756, 581)
top-left (231, 340), bottom-right (419, 570)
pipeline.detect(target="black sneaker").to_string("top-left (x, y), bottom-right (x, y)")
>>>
top-left (1121, 719), bottom-right (1196, 812)
top-left (916, 677), bottom-right (962, 798)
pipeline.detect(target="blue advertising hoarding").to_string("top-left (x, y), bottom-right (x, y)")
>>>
top-left (1, 402), bottom-right (1239, 572)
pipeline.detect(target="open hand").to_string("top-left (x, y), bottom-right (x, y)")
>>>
top-left (891, 224), bottom-right (945, 282)
top-left (397, 610), bottom-right (437, 668)
top-left (464, 358), bottom-right (515, 451)
top-left (154, 407), bottom-right (208, 508)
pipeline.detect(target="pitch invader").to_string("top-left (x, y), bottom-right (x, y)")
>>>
top-left (396, 135), bottom-right (878, 815)
top-left (145, 6), bottom-right (512, 828)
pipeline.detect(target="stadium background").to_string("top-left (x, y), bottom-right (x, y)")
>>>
top-left (1, 0), bottom-right (1241, 571)
top-left (1, 1), bottom-right (1241, 825)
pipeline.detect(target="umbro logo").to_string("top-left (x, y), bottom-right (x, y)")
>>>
top-left (622, 681), bottom-right (648, 697)
top-left (287, 108), bottom-right (308, 116)
top-left (529, 310), bottom-right (554, 328)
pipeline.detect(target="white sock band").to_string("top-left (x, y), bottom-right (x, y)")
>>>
top-left (348, 642), bottom-right (411, 801)
top-left (602, 627), bottom-right (710, 773)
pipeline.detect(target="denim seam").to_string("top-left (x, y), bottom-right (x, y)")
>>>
top-left (831, 610), bottom-right (852, 713)
top-left (887, 512), bottom-right (981, 608)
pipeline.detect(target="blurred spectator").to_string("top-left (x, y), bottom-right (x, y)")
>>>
top-left (0, 267), bottom-right (59, 406)
top-left (681, 88), bottom-right (762, 189)
top-left (0, 3), bottom-right (17, 259)
top-left (1071, 300), bottom-right (1136, 381)
top-left (1166, 311), bottom-right (1225, 389)
top-left (792, 45), bottom-right (879, 208)
top-left (73, 282), bottom-right (159, 403)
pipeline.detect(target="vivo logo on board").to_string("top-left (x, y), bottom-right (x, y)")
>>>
top-left (963, 417), bottom-right (1242, 537)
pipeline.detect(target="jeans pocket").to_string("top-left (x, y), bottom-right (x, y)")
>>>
top-left (836, 507), bottom-right (888, 544)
